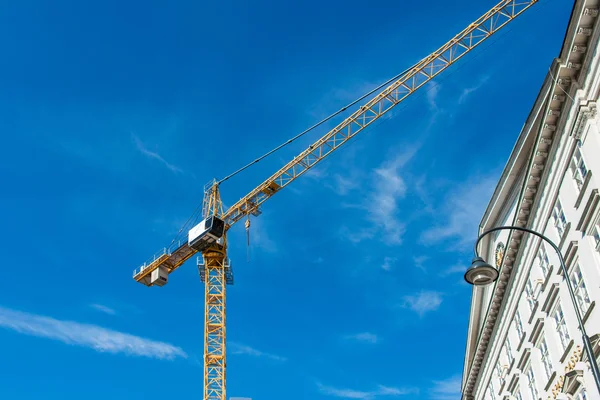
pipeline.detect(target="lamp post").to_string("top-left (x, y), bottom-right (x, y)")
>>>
top-left (467, 225), bottom-right (600, 395)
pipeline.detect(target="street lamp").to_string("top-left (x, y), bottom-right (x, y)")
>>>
top-left (470, 225), bottom-right (600, 395)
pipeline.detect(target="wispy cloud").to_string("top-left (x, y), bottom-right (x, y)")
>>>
top-left (0, 306), bottom-right (187, 360)
top-left (229, 342), bottom-right (286, 362)
top-left (402, 291), bottom-right (443, 316)
top-left (341, 147), bottom-right (417, 245)
top-left (458, 76), bottom-right (490, 105)
top-left (440, 264), bottom-right (466, 277)
top-left (430, 375), bottom-right (461, 400)
top-left (420, 175), bottom-right (497, 249)
top-left (90, 304), bottom-right (116, 315)
top-left (344, 332), bottom-right (379, 344)
top-left (318, 383), bottom-right (417, 399)
top-left (132, 134), bottom-right (182, 173)
top-left (426, 82), bottom-right (441, 110)
top-left (413, 255), bottom-right (429, 272)
top-left (382, 257), bottom-right (397, 272)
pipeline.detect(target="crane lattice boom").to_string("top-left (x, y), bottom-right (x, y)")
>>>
top-left (131, 1), bottom-right (539, 399)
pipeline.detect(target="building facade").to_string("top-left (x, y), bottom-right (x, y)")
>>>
top-left (462, 1), bottom-right (600, 399)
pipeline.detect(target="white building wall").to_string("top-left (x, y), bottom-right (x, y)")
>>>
top-left (464, 1), bottom-right (600, 399)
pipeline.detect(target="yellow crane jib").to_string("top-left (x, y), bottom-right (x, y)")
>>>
top-left (131, 1), bottom-right (539, 399)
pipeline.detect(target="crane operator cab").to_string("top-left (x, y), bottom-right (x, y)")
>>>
top-left (188, 216), bottom-right (226, 252)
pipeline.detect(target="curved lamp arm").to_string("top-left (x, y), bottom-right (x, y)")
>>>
top-left (474, 225), bottom-right (600, 394)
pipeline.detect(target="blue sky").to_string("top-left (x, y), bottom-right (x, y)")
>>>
top-left (0, 0), bottom-right (572, 399)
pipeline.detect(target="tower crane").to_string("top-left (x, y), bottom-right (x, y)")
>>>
top-left (132, 1), bottom-right (538, 398)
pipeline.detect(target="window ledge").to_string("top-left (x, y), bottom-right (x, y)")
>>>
top-left (517, 333), bottom-right (526, 352)
top-left (560, 339), bottom-right (575, 363)
top-left (544, 371), bottom-right (558, 391)
top-left (528, 301), bottom-right (539, 324)
top-left (575, 171), bottom-right (593, 209)
top-left (558, 222), bottom-right (572, 251)
top-left (542, 265), bottom-right (554, 291)
top-left (583, 301), bottom-right (595, 325)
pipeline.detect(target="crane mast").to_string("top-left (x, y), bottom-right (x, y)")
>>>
top-left (131, 1), bottom-right (539, 399)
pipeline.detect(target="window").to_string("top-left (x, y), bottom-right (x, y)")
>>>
top-left (552, 199), bottom-right (568, 238)
top-left (570, 263), bottom-right (591, 315)
top-left (525, 279), bottom-right (536, 312)
top-left (593, 222), bottom-right (600, 251)
top-left (570, 140), bottom-right (588, 190)
top-left (515, 310), bottom-right (525, 341)
top-left (537, 244), bottom-right (550, 278)
top-left (496, 362), bottom-right (505, 387)
top-left (538, 336), bottom-right (553, 381)
top-left (489, 381), bottom-right (496, 400)
top-left (552, 302), bottom-right (570, 352)
top-left (574, 387), bottom-right (588, 400)
top-left (505, 337), bottom-right (514, 365)
top-left (526, 365), bottom-right (539, 400)
top-left (515, 388), bottom-right (523, 400)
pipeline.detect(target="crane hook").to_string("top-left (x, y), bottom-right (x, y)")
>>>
top-left (245, 217), bottom-right (251, 262)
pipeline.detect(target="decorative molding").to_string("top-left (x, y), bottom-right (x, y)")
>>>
top-left (517, 333), bottom-right (526, 352)
top-left (560, 340), bottom-right (575, 363)
top-left (558, 222), bottom-right (571, 250)
top-left (528, 301), bottom-right (539, 324)
top-left (551, 345), bottom-right (583, 399)
top-left (544, 371), bottom-right (558, 391)
top-left (542, 265), bottom-right (554, 291)
top-left (581, 334), bottom-right (600, 363)
top-left (542, 283), bottom-right (560, 313)
top-left (574, 170), bottom-right (593, 209)
top-left (571, 101), bottom-right (597, 140)
top-left (528, 318), bottom-right (544, 345)
top-left (576, 189), bottom-right (599, 233)
top-left (562, 368), bottom-right (585, 395)
top-left (583, 300), bottom-right (595, 325)
top-left (562, 241), bottom-right (579, 275)
top-left (507, 373), bottom-right (520, 393)
top-left (517, 348), bottom-right (531, 372)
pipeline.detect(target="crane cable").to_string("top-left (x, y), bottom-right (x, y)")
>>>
top-left (216, 64), bottom-right (417, 185)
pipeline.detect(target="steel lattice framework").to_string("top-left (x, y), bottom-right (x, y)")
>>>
top-left (132, 1), bottom-right (539, 399)
top-left (202, 248), bottom-right (227, 400)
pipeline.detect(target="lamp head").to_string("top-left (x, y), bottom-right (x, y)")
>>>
top-left (464, 257), bottom-right (499, 286)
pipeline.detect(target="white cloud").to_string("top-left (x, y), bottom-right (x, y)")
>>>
top-left (90, 304), bottom-right (116, 315)
top-left (318, 383), bottom-right (416, 399)
top-left (413, 255), bottom-right (428, 272)
top-left (344, 147), bottom-right (417, 246)
top-left (345, 332), bottom-right (379, 344)
top-left (430, 375), bottom-right (462, 400)
top-left (458, 76), bottom-right (490, 105)
top-left (0, 306), bottom-right (186, 360)
top-left (426, 82), bottom-right (441, 110)
top-left (132, 134), bottom-right (182, 173)
top-left (420, 175), bottom-right (497, 249)
top-left (229, 342), bottom-right (286, 362)
top-left (440, 264), bottom-right (466, 277)
top-left (402, 291), bottom-right (443, 316)
top-left (382, 257), bottom-right (396, 272)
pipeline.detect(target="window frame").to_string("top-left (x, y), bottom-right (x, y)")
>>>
top-left (551, 301), bottom-right (570, 352)
top-left (537, 243), bottom-right (550, 278)
top-left (515, 310), bottom-right (525, 341)
top-left (570, 140), bottom-right (588, 191)
top-left (537, 335), bottom-right (553, 381)
top-left (552, 199), bottom-right (567, 238)
top-left (525, 364), bottom-right (539, 400)
top-left (569, 262), bottom-right (591, 315)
